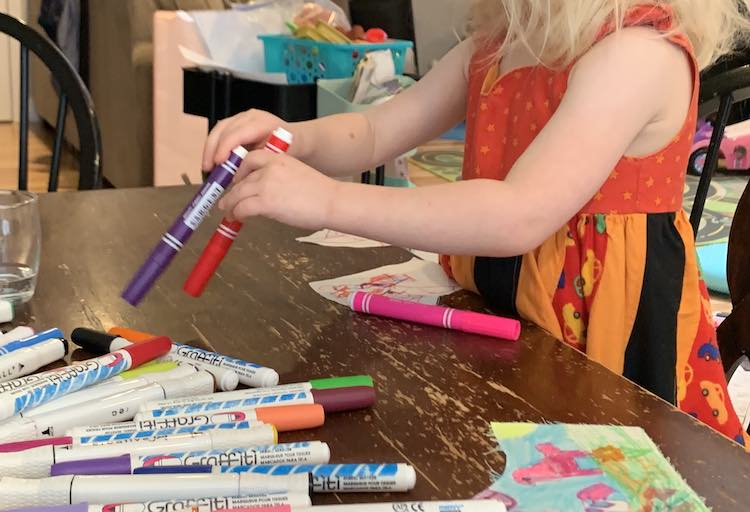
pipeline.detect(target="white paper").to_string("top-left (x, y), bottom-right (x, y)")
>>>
top-left (309, 258), bottom-right (461, 306)
top-left (296, 230), bottom-right (389, 248)
top-left (409, 249), bottom-right (440, 263)
top-left (728, 356), bottom-right (750, 431)
top-left (179, 45), bottom-right (288, 85)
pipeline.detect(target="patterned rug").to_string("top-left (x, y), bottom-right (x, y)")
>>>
top-left (409, 143), bottom-right (748, 245)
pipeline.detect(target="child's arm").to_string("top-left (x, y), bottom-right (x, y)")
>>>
top-left (219, 28), bottom-right (692, 256)
top-left (203, 39), bottom-right (472, 178)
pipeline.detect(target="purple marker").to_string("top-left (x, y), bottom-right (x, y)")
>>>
top-left (122, 146), bottom-right (249, 305)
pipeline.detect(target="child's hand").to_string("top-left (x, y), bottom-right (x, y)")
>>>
top-left (202, 110), bottom-right (288, 171)
top-left (218, 150), bottom-right (338, 230)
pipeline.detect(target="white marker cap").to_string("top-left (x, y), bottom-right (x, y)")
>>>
top-left (272, 127), bottom-right (294, 145)
top-left (251, 367), bottom-right (280, 388)
top-left (0, 301), bottom-right (13, 323)
top-left (232, 146), bottom-right (249, 160)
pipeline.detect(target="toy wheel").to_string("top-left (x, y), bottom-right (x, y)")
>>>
top-left (688, 148), bottom-right (708, 176)
top-left (702, 387), bottom-right (709, 397)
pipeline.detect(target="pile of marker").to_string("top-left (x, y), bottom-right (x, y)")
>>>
top-left (0, 326), bottom-right (505, 512)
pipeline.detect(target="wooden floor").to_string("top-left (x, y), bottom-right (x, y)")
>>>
top-left (0, 122), bottom-right (79, 192)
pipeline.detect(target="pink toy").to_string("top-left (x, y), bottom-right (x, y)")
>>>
top-left (689, 118), bottom-right (750, 175)
top-left (349, 291), bottom-right (521, 341)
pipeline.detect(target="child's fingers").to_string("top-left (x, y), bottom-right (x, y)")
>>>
top-left (232, 150), bottom-right (279, 184)
top-left (220, 168), bottom-right (266, 214)
top-left (202, 117), bottom-right (233, 170)
top-left (212, 112), bottom-right (274, 168)
top-left (231, 196), bottom-right (264, 222)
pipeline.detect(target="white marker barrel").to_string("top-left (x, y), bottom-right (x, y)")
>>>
top-left (134, 442), bottom-right (331, 468)
top-left (0, 473), bottom-right (310, 509)
top-left (25, 363), bottom-right (198, 417)
top-left (309, 501), bottom-right (507, 512)
top-left (0, 338), bottom-right (67, 383)
top-left (72, 421), bottom-right (273, 447)
top-left (92, 493), bottom-right (313, 512)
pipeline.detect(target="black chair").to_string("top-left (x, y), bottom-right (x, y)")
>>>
top-left (689, 64), bottom-right (750, 235)
top-left (0, 12), bottom-right (101, 191)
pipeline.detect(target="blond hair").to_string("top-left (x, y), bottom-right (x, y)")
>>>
top-left (470, 0), bottom-right (750, 69)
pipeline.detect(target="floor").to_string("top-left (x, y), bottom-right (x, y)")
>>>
top-left (0, 122), bottom-right (78, 192)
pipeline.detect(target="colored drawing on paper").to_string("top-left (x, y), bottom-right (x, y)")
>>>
top-left (309, 258), bottom-right (461, 306)
top-left (478, 423), bottom-right (708, 511)
top-left (296, 229), bottom-right (390, 249)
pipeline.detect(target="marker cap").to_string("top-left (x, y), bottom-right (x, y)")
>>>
top-left (232, 145), bottom-right (250, 160)
top-left (311, 375), bottom-right (373, 390)
top-left (108, 327), bottom-right (155, 342)
top-left (52, 454), bottom-right (132, 476)
top-left (0, 300), bottom-right (13, 323)
top-left (254, 404), bottom-right (325, 432)
top-left (0, 436), bottom-right (72, 453)
top-left (120, 360), bottom-right (179, 380)
top-left (122, 336), bottom-right (172, 367)
top-left (71, 328), bottom-right (121, 354)
top-left (160, 370), bottom-right (215, 398)
top-left (311, 386), bottom-right (376, 413)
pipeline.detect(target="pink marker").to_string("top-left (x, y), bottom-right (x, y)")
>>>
top-left (0, 436), bottom-right (72, 453)
top-left (350, 291), bottom-right (521, 341)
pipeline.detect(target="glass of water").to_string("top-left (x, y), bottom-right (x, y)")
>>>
top-left (0, 191), bottom-right (40, 303)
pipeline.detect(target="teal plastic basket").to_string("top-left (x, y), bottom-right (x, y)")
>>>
top-left (259, 34), bottom-right (413, 84)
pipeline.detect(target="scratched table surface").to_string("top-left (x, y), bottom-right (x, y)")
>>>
top-left (4, 187), bottom-right (750, 509)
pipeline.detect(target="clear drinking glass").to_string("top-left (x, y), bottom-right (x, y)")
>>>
top-left (0, 191), bottom-right (41, 303)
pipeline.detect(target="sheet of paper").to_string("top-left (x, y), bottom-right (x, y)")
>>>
top-left (475, 423), bottom-right (708, 511)
top-left (179, 46), bottom-right (288, 85)
top-left (409, 249), bottom-right (440, 263)
top-left (296, 230), bottom-right (441, 265)
top-left (296, 229), bottom-right (389, 248)
top-left (309, 258), bottom-right (461, 306)
top-left (728, 356), bottom-right (750, 431)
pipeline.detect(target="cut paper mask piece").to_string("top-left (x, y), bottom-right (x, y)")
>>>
top-left (476, 422), bottom-right (708, 511)
top-left (296, 229), bottom-right (389, 248)
top-left (310, 258), bottom-right (461, 306)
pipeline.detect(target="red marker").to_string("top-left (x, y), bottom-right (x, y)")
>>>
top-left (184, 128), bottom-right (293, 297)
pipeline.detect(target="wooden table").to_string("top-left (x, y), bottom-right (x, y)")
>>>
top-left (5, 187), bottom-right (750, 508)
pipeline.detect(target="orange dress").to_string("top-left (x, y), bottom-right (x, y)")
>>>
top-left (441, 5), bottom-right (747, 444)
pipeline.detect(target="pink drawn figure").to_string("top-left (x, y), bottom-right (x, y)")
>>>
top-left (332, 284), bottom-right (352, 298)
top-left (513, 443), bottom-right (603, 485)
top-left (359, 273), bottom-right (415, 297)
top-left (577, 483), bottom-right (630, 511)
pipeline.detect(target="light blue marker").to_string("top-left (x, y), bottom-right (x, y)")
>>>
top-left (0, 328), bottom-right (65, 356)
top-left (75, 421), bottom-right (271, 446)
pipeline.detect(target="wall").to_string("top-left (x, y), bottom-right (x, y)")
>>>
top-left (0, 0), bottom-right (27, 122)
top-left (412, 0), bottom-right (469, 75)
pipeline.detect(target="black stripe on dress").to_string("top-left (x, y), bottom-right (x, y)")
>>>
top-left (624, 213), bottom-right (685, 404)
top-left (475, 256), bottom-right (523, 316)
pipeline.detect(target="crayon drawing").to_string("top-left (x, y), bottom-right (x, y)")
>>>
top-left (309, 258), bottom-right (461, 306)
top-left (296, 229), bottom-right (389, 248)
top-left (477, 423), bottom-right (708, 511)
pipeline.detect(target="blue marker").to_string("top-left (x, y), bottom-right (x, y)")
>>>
top-left (133, 463), bottom-right (417, 493)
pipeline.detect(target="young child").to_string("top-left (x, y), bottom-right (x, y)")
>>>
top-left (208, 1), bottom-right (750, 444)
